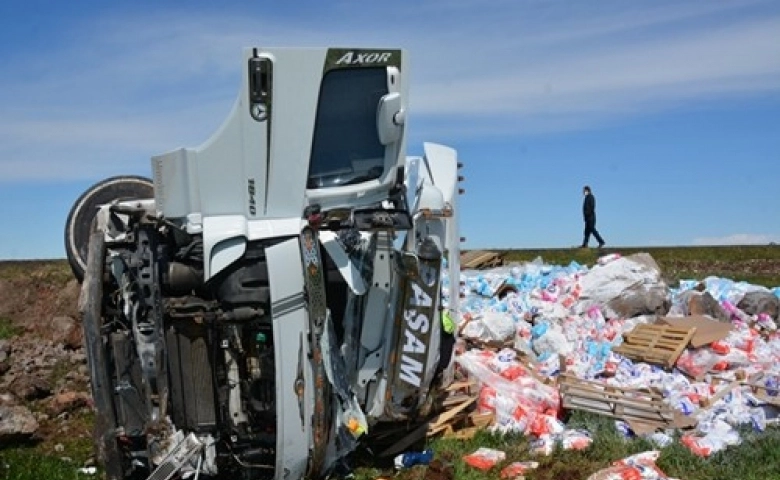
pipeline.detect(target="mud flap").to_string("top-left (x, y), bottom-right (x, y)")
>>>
top-left (385, 246), bottom-right (443, 418)
top-left (80, 231), bottom-right (125, 480)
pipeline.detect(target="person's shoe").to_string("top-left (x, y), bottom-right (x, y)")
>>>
top-left (597, 242), bottom-right (606, 249)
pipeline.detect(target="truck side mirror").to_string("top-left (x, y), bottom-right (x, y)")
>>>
top-left (376, 92), bottom-right (404, 145)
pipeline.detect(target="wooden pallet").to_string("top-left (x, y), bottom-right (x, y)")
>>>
top-left (614, 324), bottom-right (696, 368)
top-left (559, 373), bottom-right (679, 427)
top-left (460, 250), bottom-right (503, 270)
top-left (427, 380), bottom-right (494, 439)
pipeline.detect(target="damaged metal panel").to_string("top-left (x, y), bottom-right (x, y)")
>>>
top-left (266, 237), bottom-right (311, 480)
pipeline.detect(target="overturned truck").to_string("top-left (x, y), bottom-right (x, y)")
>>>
top-left (64, 47), bottom-right (462, 480)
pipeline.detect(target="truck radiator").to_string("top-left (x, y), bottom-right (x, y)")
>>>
top-left (167, 323), bottom-right (217, 430)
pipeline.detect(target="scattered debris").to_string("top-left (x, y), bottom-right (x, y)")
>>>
top-left (394, 449), bottom-right (434, 469)
top-left (443, 251), bottom-right (780, 461)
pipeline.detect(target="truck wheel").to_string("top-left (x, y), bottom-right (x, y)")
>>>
top-left (64, 176), bottom-right (154, 282)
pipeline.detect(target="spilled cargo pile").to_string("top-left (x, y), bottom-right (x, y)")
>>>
top-left (441, 252), bottom-right (780, 463)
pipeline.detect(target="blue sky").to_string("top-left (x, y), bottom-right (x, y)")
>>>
top-left (0, 0), bottom-right (779, 259)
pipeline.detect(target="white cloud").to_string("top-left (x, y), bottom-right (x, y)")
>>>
top-left (692, 234), bottom-right (780, 246)
top-left (413, 17), bottom-right (780, 116)
top-left (0, 1), bottom-right (778, 180)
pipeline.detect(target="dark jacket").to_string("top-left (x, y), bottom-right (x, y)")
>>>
top-left (583, 194), bottom-right (595, 221)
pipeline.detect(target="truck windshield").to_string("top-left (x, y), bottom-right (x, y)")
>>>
top-left (308, 68), bottom-right (387, 189)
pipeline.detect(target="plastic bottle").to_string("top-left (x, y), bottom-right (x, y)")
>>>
top-left (394, 449), bottom-right (434, 469)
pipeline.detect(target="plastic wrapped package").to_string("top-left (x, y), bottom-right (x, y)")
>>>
top-left (576, 256), bottom-right (663, 313)
top-left (682, 414), bottom-right (744, 457)
top-left (560, 429), bottom-right (593, 450)
top-left (493, 394), bottom-right (531, 433)
top-left (614, 421), bottom-right (675, 448)
top-left (461, 311), bottom-right (516, 343)
top-left (586, 451), bottom-right (677, 480)
top-left (529, 435), bottom-right (556, 456)
top-left (500, 461), bottom-right (539, 479)
top-left (477, 384), bottom-right (497, 413)
top-left (528, 414), bottom-right (565, 437)
top-left (531, 322), bottom-right (573, 357)
top-left (716, 347), bottom-right (753, 371)
top-left (675, 348), bottom-right (720, 379)
top-left (527, 299), bottom-right (571, 322)
top-left (681, 430), bottom-right (740, 457)
top-left (462, 448), bottom-right (506, 471)
top-left (458, 352), bottom-right (560, 437)
top-left (535, 352), bottom-right (561, 377)
top-left (458, 349), bottom-right (560, 414)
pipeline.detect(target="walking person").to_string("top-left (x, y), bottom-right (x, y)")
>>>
top-left (581, 185), bottom-right (605, 248)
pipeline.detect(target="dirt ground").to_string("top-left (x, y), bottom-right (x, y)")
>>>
top-left (0, 260), bottom-right (93, 459)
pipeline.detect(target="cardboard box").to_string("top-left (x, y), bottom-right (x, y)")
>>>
top-left (658, 315), bottom-right (732, 348)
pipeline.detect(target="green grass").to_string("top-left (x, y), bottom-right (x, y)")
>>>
top-left (0, 317), bottom-right (22, 340)
top-left (352, 412), bottom-right (780, 480)
top-left (0, 259), bottom-right (73, 286)
top-left (0, 450), bottom-right (95, 480)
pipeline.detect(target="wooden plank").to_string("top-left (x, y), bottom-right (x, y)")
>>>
top-left (559, 373), bottom-right (678, 427)
top-left (443, 394), bottom-right (475, 407)
top-left (428, 396), bottom-right (476, 431)
top-left (469, 412), bottom-right (494, 428)
top-left (614, 324), bottom-right (696, 368)
top-left (445, 380), bottom-right (477, 392)
top-left (699, 381), bottom-right (740, 408)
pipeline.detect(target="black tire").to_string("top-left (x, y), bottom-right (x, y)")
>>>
top-left (64, 176), bottom-right (154, 282)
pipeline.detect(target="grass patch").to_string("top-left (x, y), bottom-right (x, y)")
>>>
top-left (34, 410), bottom-right (95, 464)
top-left (0, 317), bottom-right (22, 340)
top-left (0, 448), bottom-right (94, 480)
top-left (0, 260), bottom-right (73, 286)
top-left (353, 412), bottom-right (780, 480)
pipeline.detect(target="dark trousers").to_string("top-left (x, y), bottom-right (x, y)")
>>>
top-left (582, 218), bottom-right (604, 247)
